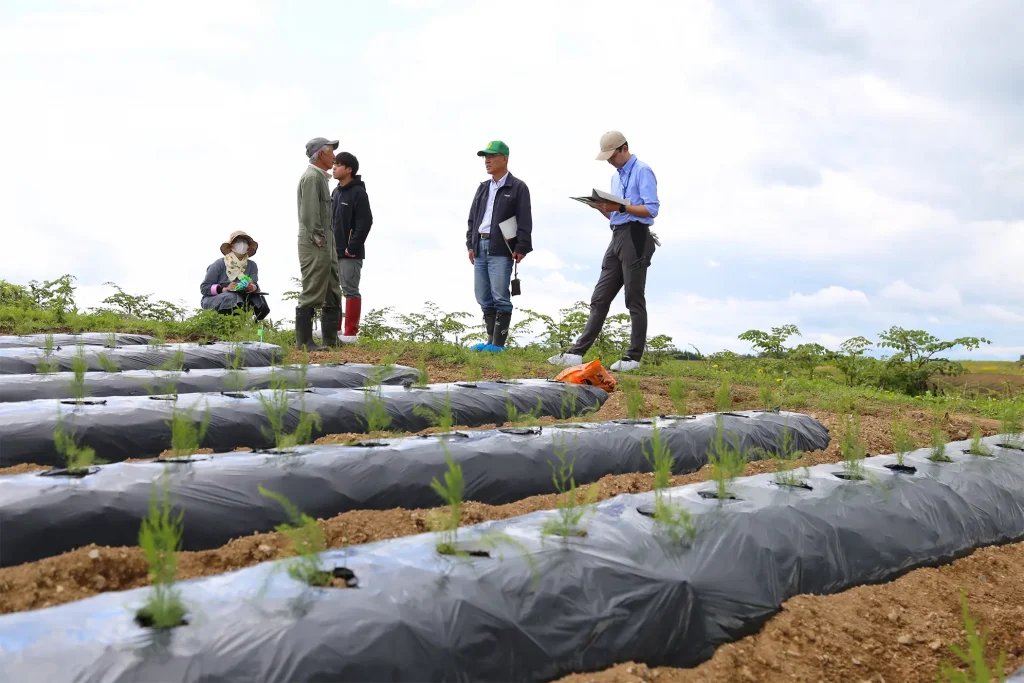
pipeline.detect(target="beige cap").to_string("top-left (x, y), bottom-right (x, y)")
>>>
top-left (596, 130), bottom-right (627, 160)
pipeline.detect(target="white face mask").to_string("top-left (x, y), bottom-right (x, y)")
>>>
top-left (231, 241), bottom-right (248, 255)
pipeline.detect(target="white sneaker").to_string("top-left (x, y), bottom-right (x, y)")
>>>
top-left (339, 335), bottom-right (358, 344)
top-left (547, 352), bottom-right (583, 367)
top-left (610, 358), bottom-right (641, 372)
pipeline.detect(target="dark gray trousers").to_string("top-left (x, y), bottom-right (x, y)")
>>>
top-left (569, 222), bottom-right (656, 360)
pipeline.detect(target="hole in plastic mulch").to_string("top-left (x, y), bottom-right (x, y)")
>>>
top-left (148, 395), bottom-right (178, 401)
top-left (134, 610), bottom-right (189, 629)
top-left (160, 455), bottom-right (212, 463)
top-left (659, 414), bottom-right (697, 420)
top-left (613, 418), bottom-right (654, 425)
top-left (997, 443), bottom-right (1024, 452)
top-left (437, 544), bottom-right (493, 558)
top-left (698, 489), bottom-right (739, 500)
top-left (753, 407), bottom-right (781, 414)
top-left (39, 466), bottom-right (100, 478)
top-left (455, 382), bottom-right (478, 388)
top-left (498, 426), bottom-right (542, 436)
top-left (716, 412), bottom-right (750, 419)
top-left (833, 472), bottom-right (866, 481)
top-left (351, 440), bottom-right (390, 448)
top-left (307, 566), bottom-right (360, 588)
top-left (287, 389), bottom-right (314, 394)
top-left (420, 431), bottom-right (470, 440)
top-left (773, 479), bottom-right (813, 490)
top-left (495, 379), bottom-right (522, 385)
top-left (220, 392), bottom-right (249, 399)
top-left (59, 399), bottom-right (107, 406)
top-left (885, 463), bottom-right (917, 474)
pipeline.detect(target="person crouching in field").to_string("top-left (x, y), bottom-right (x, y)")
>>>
top-left (200, 231), bottom-right (270, 321)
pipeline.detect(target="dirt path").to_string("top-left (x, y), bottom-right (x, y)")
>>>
top-left (556, 541), bottom-right (1024, 683)
top-left (0, 409), bottom-right (998, 617)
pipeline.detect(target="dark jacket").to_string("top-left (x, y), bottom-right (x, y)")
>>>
top-left (332, 176), bottom-right (373, 260)
top-left (199, 258), bottom-right (269, 319)
top-left (465, 173), bottom-right (533, 259)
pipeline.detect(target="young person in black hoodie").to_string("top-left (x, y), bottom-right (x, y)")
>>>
top-left (331, 151), bottom-right (373, 342)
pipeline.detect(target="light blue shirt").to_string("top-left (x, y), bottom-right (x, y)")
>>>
top-left (609, 155), bottom-right (659, 227)
top-left (478, 172), bottom-right (509, 234)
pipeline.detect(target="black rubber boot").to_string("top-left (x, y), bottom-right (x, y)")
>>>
top-left (483, 311), bottom-right (497, 345)
top-left (321, 307), bottom-right (342, 347)
top-left (493, 311), bottom-right (512, 348)
top-left (294, 307), bottom-right (326, 352)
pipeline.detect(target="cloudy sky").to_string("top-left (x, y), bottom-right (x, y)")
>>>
top-left (1, 0), bottom-right (1022, 358)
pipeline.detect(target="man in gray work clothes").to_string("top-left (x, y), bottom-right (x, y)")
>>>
top-left (295, 136), bottom-right (343, 350)
top-left (549, 130), bottom-right (660, 372)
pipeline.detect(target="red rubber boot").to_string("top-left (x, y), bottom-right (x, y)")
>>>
top-left (341, 297), bottom-right (361, 342)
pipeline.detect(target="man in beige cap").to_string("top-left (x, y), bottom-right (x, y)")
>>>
top-left (295, 136), bottom-right (343, 350)
top-left (549, 131), bottom-right (660, 372)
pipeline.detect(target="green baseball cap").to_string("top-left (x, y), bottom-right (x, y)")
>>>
top-left (477, 140), bottom-right (509, 157)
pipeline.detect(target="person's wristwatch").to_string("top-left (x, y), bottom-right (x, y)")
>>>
top-left (618, 203), bottom-right (626, 213)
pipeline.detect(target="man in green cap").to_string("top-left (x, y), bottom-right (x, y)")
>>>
top-left (465, 140), bottom-right (533, 350)
top-left (295, 136), bottom-right (343, 350)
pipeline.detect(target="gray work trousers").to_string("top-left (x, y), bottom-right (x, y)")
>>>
top-left (569, 222), bottom-right (656, 360)
top-left (339, 257), bottom-right (363, 298)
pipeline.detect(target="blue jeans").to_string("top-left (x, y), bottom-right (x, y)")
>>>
top-left (474, 236), bottom-right (513, 314)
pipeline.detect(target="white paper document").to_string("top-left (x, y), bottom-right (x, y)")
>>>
top-left (498, 216), bottom-right (518, 240)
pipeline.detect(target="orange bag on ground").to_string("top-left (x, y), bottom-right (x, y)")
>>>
top-left (554, 360), bottom-right (617, 393)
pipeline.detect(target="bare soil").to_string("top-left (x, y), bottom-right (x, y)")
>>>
top-left (556, 541), bottom-right (1024, 683)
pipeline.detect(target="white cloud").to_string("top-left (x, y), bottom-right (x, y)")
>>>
top-left (0, 0), bottom-right (1022, 361)
top-left (879, 280), bottom-right (962, 309)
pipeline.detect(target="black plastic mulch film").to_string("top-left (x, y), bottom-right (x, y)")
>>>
top-left (0, 379), bottom-right (608, 468)
top-left (0, 437), bottom-right (1021, 682)
top-left (0, 410), bottom-right (829, 566)
top-left (0, 363), bottom-right (419, 403)
top-left (0, 341), bottom-right (283, 375)
top-left (0, 333), bottom-right (154, 349)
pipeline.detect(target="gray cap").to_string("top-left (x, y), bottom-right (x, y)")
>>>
top-left (305, 137), bottom-right (339, 159)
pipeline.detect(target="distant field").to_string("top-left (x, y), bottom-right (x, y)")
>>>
top-left (941, 359), bottom-right (1024, 395)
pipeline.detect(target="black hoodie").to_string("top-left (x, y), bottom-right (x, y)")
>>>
top-left (332, 175), bottom-right (373, 260)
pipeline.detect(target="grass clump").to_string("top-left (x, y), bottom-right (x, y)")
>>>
top-left (414, 391), bottom-right (455, 433)
top-left (930, 408), bottom-right (953, 462)
top-left (643, 426), bottom-right (695, 543)
top-left (758, 380), bottom-right (776, 410)
top-left (714, 377), bottom-right (733, 412)
top-left (426, 446), bottom-right (465, 555)
top-left (136, 480), bottom-right (186, 628)
top-left (166, 397), bottom-right (211, 458)
top-left (772, 424), bottom-right (807, 487)
top-left (96, 352), bottom-right (120, 373)
top-left (706, 417), bottom-right (746, 499)
top-left (839, 412), bottom-right (867, 480)
top-left (938, 591), bottom-right (1006, 683)
top-left (258, 363), bottom-right (322, 451)
top-left (506, 395), bottom-right (544, 427)
top-left (54, 410), bottom-right (99, 473)
top-left (668, 377), bottom-right (688, 415)
top-left (891, 410), bottom-right (914, 466)
top-left (36, 334), bottom-right (59, 374)
top-left (258, 485), bottom-right (331, 586)
top-left (998, 402), bottom-right (1023, 449)
top-left (68, 344), bottom-right (89, 402)
top-left (621, 376), bottom-right (646, 419)
top-left (968, 418), bottom-right (992, 456)
top-left (359, 379), bottom-right (392, 434)
top-left (542, 437), bottom-right (598, 538)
